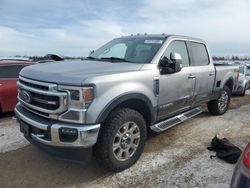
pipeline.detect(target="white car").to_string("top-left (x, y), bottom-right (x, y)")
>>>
top-left (233, 64), bottom-right (249, 96)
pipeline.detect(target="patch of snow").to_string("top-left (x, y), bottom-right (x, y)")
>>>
top-left (0, 123), bottom-right (29, 153)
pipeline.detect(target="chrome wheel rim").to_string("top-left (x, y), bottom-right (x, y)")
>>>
top-left (113, 121), bottom-right (140, 161)
top-left (218, 91), bottom-right (229, 112)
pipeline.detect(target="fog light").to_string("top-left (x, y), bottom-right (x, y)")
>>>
top-left (60, 128), bottom-right (77, 135)
top-left (59, 127), bottom-right (78, 142)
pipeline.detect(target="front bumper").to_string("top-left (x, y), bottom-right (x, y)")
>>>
top-left (15, 103), bottom-right (100, 148)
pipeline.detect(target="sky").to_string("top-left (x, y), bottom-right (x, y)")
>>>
top-left (0, 0), bottom-right (249, 57)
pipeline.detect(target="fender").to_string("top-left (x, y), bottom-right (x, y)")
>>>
top-left (223, 77), bottom-right (234, 92)
top-left (96, 92), bottom-right (156, 124)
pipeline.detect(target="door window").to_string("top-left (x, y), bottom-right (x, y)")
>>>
top-left (189, 42), bottom-right (210, 66)
top-left (163, 41), bottom-right (190, 67)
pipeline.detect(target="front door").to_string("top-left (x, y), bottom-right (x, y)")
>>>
top-left (157, 40), bottom-right (195, 121)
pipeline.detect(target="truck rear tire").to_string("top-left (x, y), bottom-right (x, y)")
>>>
top-left (94, 108), bottom-right (147, 172)
top-left (207, 86), bottom-right (231, 115)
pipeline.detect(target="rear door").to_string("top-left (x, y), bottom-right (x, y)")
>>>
top-left (157, 40), bottom-right (196, 120)
top-left (187, 42), bottom-right (215, 105)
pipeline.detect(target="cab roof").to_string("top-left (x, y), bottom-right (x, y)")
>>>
top-left (120, 34), bottom-right (205, 43)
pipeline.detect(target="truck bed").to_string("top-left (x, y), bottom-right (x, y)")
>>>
top-left (214, 64), bottom-right (239, 92)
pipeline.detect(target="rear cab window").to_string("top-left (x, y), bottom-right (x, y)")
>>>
top-left (188, 42), bottom-right (210, 66)
top-left (0, 64), bottom-right (27, 79)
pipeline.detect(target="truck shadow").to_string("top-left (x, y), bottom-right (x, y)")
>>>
top-left (0, 112), bottom-right (15, 119)
top-left (0, 145), bottom-right (113, 188)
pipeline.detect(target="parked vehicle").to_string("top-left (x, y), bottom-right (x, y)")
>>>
top-left (15, 34), bottom-right (239, 171)
top-left (0, 57), bottom-right (31, 61)
top-left (230, 142), bottom-right (250, 188)
top-left (0, 60), bottom-right (34, 113)
top-left (246, 64), bottom-right (250, 87)
top-left (232, 64), bottom-right (248, 96)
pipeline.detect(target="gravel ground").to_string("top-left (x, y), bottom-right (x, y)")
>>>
top-left (0, 91), bottom-right (249, 188)
top-left (0, 114), bottom-right (29, 153)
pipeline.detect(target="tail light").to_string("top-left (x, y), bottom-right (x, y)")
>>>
top-left (243, 143), bottom-right (250, 169)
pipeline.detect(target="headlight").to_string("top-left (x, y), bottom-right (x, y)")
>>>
top-left (59, 85), bottom-right (94, 109)
top-left (58, 85), bottom-right (95, 124)
top-left (68, 89), bottom-right (80, 101)
top-left (83, 87), bottom-right (94, 107)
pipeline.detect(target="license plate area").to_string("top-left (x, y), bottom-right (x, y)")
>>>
top-left (19, 121), bottom-right (30, 138)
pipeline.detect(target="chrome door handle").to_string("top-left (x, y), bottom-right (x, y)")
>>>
top-left (209, 72), bottom-right (215, 76)
top-left (188, 74), bottom-right (196, 79)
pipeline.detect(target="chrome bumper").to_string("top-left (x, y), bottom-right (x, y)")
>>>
top-left (15, 105), bottom-right (100, 148)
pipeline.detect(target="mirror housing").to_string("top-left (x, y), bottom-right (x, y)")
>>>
top-left (159, 52), bottom-right (182, 74)
top-left (170, 52), bottom-right (182, 72)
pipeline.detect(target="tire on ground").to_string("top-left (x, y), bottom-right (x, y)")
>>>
top-left (207, 86), bottom-right (231, 115)
top-left (94, 108), bottom-right (147, 172)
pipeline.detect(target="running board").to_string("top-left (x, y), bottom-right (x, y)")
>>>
top-left (150, 107), bottom-right (203, 133)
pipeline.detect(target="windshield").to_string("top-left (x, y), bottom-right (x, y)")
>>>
top-left (89, 37), bottom-right (165, 63)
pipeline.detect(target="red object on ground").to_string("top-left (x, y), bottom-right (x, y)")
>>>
top-left (0, 60), bottom-right (34, 112)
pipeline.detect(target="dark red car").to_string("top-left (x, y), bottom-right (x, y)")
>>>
top-left (231, 142), bottom-right (250, 188)
top-left (0, 60), bottom-right (34, 113)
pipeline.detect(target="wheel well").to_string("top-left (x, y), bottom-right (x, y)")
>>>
top-left (225, 79), bottom-right (234, 92)
top-left (116, 99), bottom-right (153, 127)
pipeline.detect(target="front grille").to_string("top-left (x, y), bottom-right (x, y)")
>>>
top-left (18, 76), bottom-right (67, 115)
top-left (19, 88), bottom-right (60, 110)
top-left (19, 79), bottom-right (49, 91)
top-left (30, 92), bottom-right (59, 110)
top-left (22, 103), bottom-right (50, 118)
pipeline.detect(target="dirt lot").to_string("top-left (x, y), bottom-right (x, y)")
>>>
top-left (0, 91), bottom-right (250, 188)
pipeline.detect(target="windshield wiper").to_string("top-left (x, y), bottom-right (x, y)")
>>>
top-left (100, 57), bottom-right (132, 63)
top-left (83, 56), bottom-right (100, 60)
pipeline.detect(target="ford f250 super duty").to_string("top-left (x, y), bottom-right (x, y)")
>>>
top-left (15, 34), bottom-right (239, 171)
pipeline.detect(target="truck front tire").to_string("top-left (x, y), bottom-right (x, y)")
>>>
top-left (94, 108), bottom-right (147, 172)
top-left (207, 86), bottom-right (231, 115)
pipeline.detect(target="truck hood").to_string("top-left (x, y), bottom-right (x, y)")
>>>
top-left (20, 60), bottom-right (143, 85)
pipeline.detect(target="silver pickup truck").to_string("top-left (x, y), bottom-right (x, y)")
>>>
top-left (15, 34), bottom-right (239, 171)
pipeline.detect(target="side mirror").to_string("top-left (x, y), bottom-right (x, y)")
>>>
top-left (159, 52), bottom-right (182, 74)
top-left (170, 52), bottom-right (182, 72)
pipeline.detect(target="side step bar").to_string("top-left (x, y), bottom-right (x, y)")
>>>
top-left (150, 106), bottom-right (202, 133)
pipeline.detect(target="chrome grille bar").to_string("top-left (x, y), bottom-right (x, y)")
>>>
top-left (18, 76), bottom-right (68, 115)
